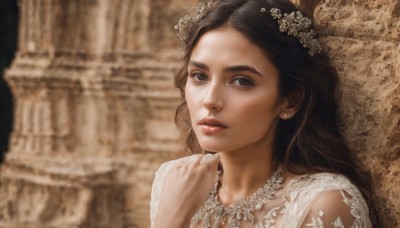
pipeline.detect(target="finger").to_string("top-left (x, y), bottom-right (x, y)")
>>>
top-left (200, 153), bottom-right (220, 168)
top-left (191, 154), bottom-right (203, 165)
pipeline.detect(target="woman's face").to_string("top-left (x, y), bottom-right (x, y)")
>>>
top-left (185, 26), bottom-right (284, 153)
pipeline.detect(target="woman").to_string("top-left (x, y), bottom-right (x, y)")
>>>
top-left (150, 0), bottom-right (377, 227)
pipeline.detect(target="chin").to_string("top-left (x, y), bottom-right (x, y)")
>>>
top-left (198, 140), bottom-right (233, 153)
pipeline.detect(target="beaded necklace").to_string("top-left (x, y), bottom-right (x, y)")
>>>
top-left (192, 167), bottom-right (284, 228)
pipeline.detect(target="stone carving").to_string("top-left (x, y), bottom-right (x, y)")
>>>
top-left (1, 0), bottom-right (186, 227)
top-left (0, 0), bottom-right (398, 227)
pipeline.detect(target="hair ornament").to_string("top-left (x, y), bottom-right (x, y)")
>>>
top-left (266, 8), bottom-right (322, 56)
top-left (174, 0), bottom-right (217, 44)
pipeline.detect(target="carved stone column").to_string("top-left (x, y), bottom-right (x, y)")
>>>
top-left (0, 0), bottom-right (192, 227)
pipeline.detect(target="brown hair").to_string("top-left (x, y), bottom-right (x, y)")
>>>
top-left (174, 0), bottom-right (378, 226)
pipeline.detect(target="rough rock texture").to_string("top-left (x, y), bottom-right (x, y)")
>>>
top-left (308, 0), bottom-right (400, 226)
top-left (0, 0), bottom-right (398, 227)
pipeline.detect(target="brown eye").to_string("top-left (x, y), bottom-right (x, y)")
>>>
top-left (190, 71), bottom-right (208, 81)
top-left (232, 77), bottom-right (254, 86)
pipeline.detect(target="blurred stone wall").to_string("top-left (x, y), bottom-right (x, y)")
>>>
top-left (0, 0), bottom-right (189, 227)
top-left (0, 0), bottom-right (398, 227)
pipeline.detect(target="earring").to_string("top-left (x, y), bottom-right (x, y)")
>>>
top-left (281, 113), bottom-right (289, 119)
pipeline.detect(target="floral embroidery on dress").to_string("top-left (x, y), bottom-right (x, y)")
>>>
top-left (263, 206), bottom-right (280, 228)
top-left (332, 217), bottom-right (345, 228)
top-left (305, 210), bottom-right (324, 228)
top-left (150, 155), bottom-right (372, 228)
top-left (341, 190), bottom-right (360, 220)
top-left (303, 211), bottom-right (344, 228)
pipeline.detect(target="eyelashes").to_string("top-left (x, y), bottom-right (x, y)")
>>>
top-left (189, 71), bottom-right (208, 82)
top-left (232, 77), bottom-right (254, 86)
top-left (188, 71), bottom-right (255, 87)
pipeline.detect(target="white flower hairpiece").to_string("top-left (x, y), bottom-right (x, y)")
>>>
top-left (174, 0), bottom-right (217, 44)
top-left (267, 8), bottom-right (322, 56)
top-left (174, 1), bottom-right (322, 56)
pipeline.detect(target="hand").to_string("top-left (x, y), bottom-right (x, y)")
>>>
top-left (154, 153), bottom-right (220, 228)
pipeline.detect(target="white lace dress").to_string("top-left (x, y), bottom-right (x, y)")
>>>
top-left (150, 155), bottom-right (372, 228)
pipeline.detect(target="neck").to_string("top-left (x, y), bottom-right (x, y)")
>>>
top-left (217, 142), bottom-right (276, 205)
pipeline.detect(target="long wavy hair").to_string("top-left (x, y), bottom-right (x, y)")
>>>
top-left (173, 0), bottom-right (378, 226)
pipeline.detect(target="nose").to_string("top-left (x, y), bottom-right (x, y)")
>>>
top-left (202, 82), bottom-right (223, 112)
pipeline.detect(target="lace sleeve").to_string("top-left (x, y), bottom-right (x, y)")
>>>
top-left (300, 190), bottom-right (371, 228)
top-left (149, 162), bottom-right (168, 228)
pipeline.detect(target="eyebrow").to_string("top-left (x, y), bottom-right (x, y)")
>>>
top-left (189, 61), bottom-right (209, 70)
top-left (189, 61), bottom-right (263, 77)
top-left (226, 65), bottom-right (263, 77)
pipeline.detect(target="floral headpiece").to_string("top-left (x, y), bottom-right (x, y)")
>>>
top-left (174, 1), bottom-right (322, 56)
top-left (174, 0), bottom-right (217, 44)
top-left (266, 8), bottom-right (322, 56)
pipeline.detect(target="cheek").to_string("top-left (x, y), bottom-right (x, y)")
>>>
top-left (206, 95), bottom-right (280, 152)
top-left (184, 84), bottom-right (200, 119)
top-left (238, 103), bottom-right (277, 126)
top-left (229, 93), bottom-right (280, 135)
top-left (233, 91), bottom-right (279, 119)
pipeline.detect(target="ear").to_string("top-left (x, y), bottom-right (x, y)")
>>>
top-left (279, 88), bottom-right (304, 120)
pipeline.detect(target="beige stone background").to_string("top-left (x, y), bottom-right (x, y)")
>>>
top-left (0, 0), bottom-right (398, 227)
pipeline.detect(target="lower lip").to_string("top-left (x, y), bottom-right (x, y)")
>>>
top-left (200, 125), bottom-right (227, 134)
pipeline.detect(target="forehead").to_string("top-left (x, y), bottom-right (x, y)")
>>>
top-left (191, 26), bottom-right (258, 58)
top-left (189, 26), bottom-right (278, 75)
